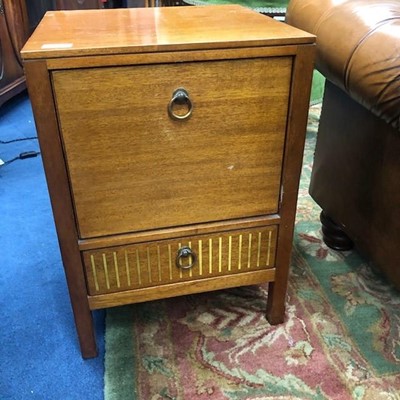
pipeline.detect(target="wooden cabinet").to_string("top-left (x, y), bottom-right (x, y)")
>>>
top-left (0, 0), bottom-right (30, 107)
top-left (21, 5), bottom-right (315, 358)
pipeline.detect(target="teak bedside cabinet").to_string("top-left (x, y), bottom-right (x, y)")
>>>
top-left (21, 5), bottom-right (315, 358)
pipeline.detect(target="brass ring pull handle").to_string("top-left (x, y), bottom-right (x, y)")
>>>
top-left (168, 88), bottom-right (193, 121)
top-left (176, 246), bottom-right (197, 269)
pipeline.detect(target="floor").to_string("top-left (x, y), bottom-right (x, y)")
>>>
top-left (0, 92), bottom-right (105, 400)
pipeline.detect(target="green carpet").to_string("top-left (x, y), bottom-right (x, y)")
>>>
top-left (181, 0), bottom-right (288, 14)
top-left (310, 70), bottom-right (325, 105)
top-left (104, 104), bottom-right (400, 399)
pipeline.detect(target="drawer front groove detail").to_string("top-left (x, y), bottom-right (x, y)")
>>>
top-left (84, 226), bottom-right (277, 295)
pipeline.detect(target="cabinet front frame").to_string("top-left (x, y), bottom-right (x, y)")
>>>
top-left (23, 42), bottom-right (315, 358)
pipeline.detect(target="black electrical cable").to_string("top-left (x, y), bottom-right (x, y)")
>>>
top-left (0, 136), bottom-right (38, 144)
top-left (1, 151), bottom-right (41, 166)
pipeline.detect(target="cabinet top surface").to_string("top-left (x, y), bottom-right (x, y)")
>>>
top-left (21, 5), bottom-right (315, 59)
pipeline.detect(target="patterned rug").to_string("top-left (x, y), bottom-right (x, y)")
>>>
top-left (104, 105), bottom-right (400, 399)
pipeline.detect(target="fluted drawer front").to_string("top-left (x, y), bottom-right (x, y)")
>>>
top-left (83, 225), bottom-right (277, 295)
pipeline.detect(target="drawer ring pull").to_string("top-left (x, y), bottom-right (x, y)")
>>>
top-left (168, 88), bottom-right (193, 121)
top-left (176, 246), bottom-right (197, 269)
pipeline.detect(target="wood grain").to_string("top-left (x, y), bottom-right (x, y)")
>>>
top-left (88, 269), bottom-right (276, 310)
top-left (45, 45), bottom-right (301, 70)
top-left (21, 5), bottom-right (315, 59)
top-left (78, 215), bottom-right (280, 250)
top-left (53, 56), bottom-right (292, 238)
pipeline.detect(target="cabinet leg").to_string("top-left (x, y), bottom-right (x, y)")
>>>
top-left (265, 281), bottom-right (286, 325)
top-left (73, 305), bottom-right (98, 359)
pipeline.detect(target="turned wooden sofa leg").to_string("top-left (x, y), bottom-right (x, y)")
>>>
top-left (319, 211), bottom-right (353, 251)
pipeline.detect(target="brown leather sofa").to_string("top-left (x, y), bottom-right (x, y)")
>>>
top-left (286, 0), bottom-right (400, 289)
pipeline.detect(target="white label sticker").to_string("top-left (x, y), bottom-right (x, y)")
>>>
top-left (41, 43), bottom-right (73, 49)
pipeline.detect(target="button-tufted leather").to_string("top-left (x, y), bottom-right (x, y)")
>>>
top-left (286, 0), bottom-right (400, 131)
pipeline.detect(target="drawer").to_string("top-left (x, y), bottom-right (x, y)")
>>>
top-left (83, 225), bottom-right (278, 295)
top-left (52, 57), bottom-right (292, 238)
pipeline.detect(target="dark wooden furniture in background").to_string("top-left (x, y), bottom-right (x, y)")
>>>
top-left (25, 0), bottom-right (105, 31)
top-left (25, 0), bottom-right (53, 32)
top-left (54, 0), bottom-right (104, 10)
top-left (21, 5), bottom-right (315, 358)
top-left (0, 0), bottom-right (30, 107)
